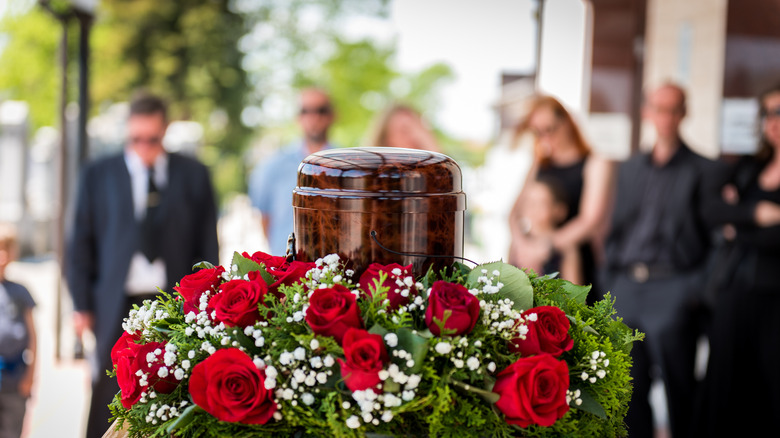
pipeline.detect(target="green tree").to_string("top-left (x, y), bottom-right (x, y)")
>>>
top-left (293, 36), bottom-right (454, 150)
top-left (1, 0), bottom-right (464, 201)
top-left (0, 6), bottom-right (63, 129)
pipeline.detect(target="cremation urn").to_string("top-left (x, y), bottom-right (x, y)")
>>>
top-left (292, 147), bottom-right (466, 278)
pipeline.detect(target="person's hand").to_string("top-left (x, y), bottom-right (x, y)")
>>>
top-left (18, 369), bottom-right (34, 398)
top-left (722, 184), bottom-right (739, 205)
top-left (510, 234), bottom-right (552, 273)
top-left (721, 224), bottom-right (737, 241)
top-left (755, 201), bottom-right (780, 227)
top-left (73, 311), bottom-right (95, 337)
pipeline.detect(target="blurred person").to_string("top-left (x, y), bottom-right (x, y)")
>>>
top-left (248, 87), bottom-right (337, 255)
top-left (513, 176), bottom-right (583, 284)
top-left (366, 103), bottom-right (441, 152)
top-left (602, 82), bottom-right (715, 438)
top-left (0, 224), bottom-right (36, 438)
top-left (66, 92), bottom-right (219, 438)
top-left (508, 95), bottom-right (615, 296)
top-left (694, 82), bottom-right (780, 436)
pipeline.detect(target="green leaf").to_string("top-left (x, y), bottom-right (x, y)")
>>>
top-left (231, 251), bottom-right (274, 285)
top-left (431, 310), bottom-right (458, 337)
top-left (449, 379), bottom-right (500, 404)
top-left (566, 315), bottom-right (600, 336)
top-left (572, 386), bottom-right (608, 419)
top-left (468, 261), bottom-right (533, 311)
top-left (394, 328), bottom-right (429, 374)
top-left (383, 380), bottom-right (401, 393)
top-left (371, 325), bottom-right (430, 374)
top-left (560, 281), bottom-right (591, 306)
top-left (451, 261), bottom-right (473, 278)
top-left (536, 271), bottom-right (560, 280)
top-left (192, 260), bottom-right (215, 270)
top-left (368, 324), bottom-right (389, 337)
top-left (165, 404), bottom-right (203, 433)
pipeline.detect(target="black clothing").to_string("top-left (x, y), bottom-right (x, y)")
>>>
top-left (695, 155), bottom-right (780, 436)
top-left (537, 160), bottom-right (598, 298)
top-left (66, 152), bottom-right (219, 438)
top-left (603, 143), bottom-right (715, 438)
top-left (605, 145), bottom-right (712, 272)
top-left (538, 160), bottom-right (585, 220)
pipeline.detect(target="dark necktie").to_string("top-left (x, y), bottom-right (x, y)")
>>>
top-left (139, 167), bottom-right (162, 262)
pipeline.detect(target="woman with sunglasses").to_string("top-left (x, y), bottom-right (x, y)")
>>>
top-left (507, 95), bottom-right (615, 301)
top-left (694, 83), bottom-right (780, 436)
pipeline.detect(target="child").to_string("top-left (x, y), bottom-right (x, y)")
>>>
top-left (516, 177), bottom-right (583, 284)
top-left (0, 224), bottom-right (36, 438)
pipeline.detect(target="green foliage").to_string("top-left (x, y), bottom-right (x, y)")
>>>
top-left (0, 7), bottom-right (63, 129)
top-left (468, 261), bottom-right (533, 311)
top-left (294, 37), bottom-right (454, 151)
top-left (1, 0), bottom-right (465, 204)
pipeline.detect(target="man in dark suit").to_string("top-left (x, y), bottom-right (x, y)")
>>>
top-left (66, 93), bottom-right (219, 438)
top-left (602, 83), bottom-right (714, 438)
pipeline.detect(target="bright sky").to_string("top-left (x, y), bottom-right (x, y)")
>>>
top-left (391, 0), bottom-right (537, 142)
top-left (341, 0), bottom-right (537, 142)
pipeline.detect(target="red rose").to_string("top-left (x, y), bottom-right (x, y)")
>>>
top-left (116, 341), bottom-right (179, 409)
top-left (242, 251), bottom-right (313, 297)
top-left (338, 328), bottom-right (388, 392)
top-left (493, 354), bottom-right (570, 427)
top-left (111, 331), bottom-right (141, 367)
top-left (116, 352), bottom-right (143, 409)
top-left (510, 306), bottom-right (573, 358)
top-left (211, 276), bottom-right (272, 327)
top-left (242, 250), bottom-right (287, 270)
top-left (359, 263), bottom-right (417, 310)
top-left (425, 281), bottom-right (480, 337)
top-left (268, 260), bottom-right (315, 296)
top-left (189, 348), bottom-right (277, 424)
top-left (305, 284), bottom-right (363, 344)
top-left (174, 266), bottom-right (225, 315)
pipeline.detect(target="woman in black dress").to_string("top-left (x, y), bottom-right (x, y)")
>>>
top-left (696, 83), bottom-right (780, 435)
top-left (508, 95), bottom-right (615, 300)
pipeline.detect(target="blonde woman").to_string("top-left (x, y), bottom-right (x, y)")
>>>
top-left (366, 103), bottom-right (441, 152)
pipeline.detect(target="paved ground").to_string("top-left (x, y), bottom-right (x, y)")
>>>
top-left (6, 258), bottom-right (90, 438)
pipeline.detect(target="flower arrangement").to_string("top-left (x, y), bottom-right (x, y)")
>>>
top-left (108, 250), bottom-right (642, 438)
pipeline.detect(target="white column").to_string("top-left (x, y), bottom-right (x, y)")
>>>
top-left (536, 0), bottom-right (593, 115)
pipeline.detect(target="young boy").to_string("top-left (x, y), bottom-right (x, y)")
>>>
top-left (516, 176), bottom-right (583, 284)
top-left (0, 224), bottom-right (36, 438)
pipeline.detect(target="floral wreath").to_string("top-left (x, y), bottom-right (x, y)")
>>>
top-left (108, 250), bottom-right (642, 437)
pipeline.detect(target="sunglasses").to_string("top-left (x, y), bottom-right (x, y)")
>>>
top-left (300, 105), bottom-right (332, 116)
top-left (129, 136), bottom-right (163, 145)
top-left (764, 106), bottom-right (780, 119)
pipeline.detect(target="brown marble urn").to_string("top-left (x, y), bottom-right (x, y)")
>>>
top-left (292, 147), bottom-right (466, 278)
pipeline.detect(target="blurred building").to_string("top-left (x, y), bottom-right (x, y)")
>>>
top-left (528, 0), bottom-right (780, 160)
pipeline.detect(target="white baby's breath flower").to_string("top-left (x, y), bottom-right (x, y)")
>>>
top-left (323, 355), bottom-right (335, 367)
top-left (435, 342), bottom-right (452, 355)
top-left (384, 333), bottom-right (398, 348)
top-left (346, 416), bottom-right (361, 429)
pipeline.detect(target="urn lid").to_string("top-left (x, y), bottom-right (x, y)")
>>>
top-left (294, 147), bottom-right (466, 212)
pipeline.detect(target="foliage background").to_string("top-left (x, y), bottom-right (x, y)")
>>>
top-left (0, 0), bottom-right (464, 204)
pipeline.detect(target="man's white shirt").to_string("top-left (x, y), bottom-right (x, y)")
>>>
top-left (123, 149), bottom-right (168, 296)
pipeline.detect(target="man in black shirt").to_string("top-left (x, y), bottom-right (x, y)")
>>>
top-left (603, 83), bottom-right (714, 438)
